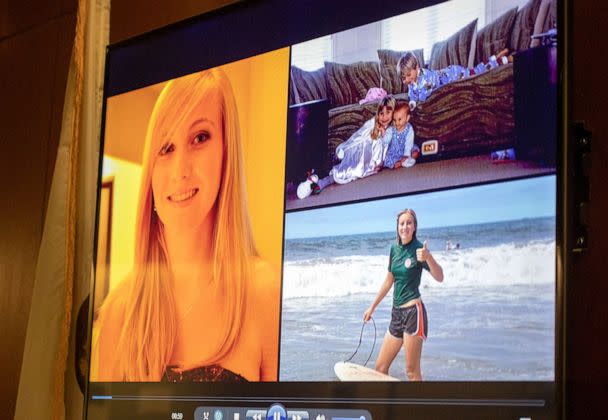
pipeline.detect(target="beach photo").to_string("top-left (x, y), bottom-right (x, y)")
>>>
top-left (284, 0), bottom-right (557, 210)
top-left (280, 175), bottom-right (556, 381)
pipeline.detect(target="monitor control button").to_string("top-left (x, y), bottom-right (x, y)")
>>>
top-left (267, 404), bottom-right (287, 420)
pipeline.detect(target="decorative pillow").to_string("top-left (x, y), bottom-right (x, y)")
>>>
top-left (377, 48), bottom-right (425, 69)
top-left (510, 0), bottom-right (542, 52)
top-left (429, 19), bottom-right (478, 70)
top-left (475, 7), bottom-right (518, 65)
top-left (379, 64), bottom-right (405, 95)
top-left (324, 61), bottom-right (381, 108)
top-left (289, 66), bottom-right (327, 105)
top-left (541, 0), bottom-right (557, 33)
top-left (531, 0), bottom-right (557, 47)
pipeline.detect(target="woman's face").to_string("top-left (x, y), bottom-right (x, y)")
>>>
top-left (398, 212), bottom-right (416, 244)
top-left (151, 89), bottom-right (224, 232)
top-left (377, 106), bottom-right (394, 128)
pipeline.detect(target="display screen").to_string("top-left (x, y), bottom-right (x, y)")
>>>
top-left (86, 0), bottom-right (562, 418)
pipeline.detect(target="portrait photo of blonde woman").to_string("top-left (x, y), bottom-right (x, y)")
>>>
top-left (90, 49), bottom-right (289, 382)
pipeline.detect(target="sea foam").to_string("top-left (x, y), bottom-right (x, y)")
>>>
top-left (282, 240), bottom-right (555, 299)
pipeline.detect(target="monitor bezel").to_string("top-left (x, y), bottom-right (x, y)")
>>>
top-left (84, 0), bottom-right (569, 418)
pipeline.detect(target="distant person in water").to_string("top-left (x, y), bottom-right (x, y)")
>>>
top-left (446, 240), bottom-right (460, 251)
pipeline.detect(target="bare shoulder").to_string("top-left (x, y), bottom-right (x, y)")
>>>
top-left (252, 258), bottom-right (279, 289)
top-left (249, 258), bottom-right (280, 380)
top-left (96, 277), bottom-right (130, 328)
top-left (250, 257), bottom-right (281, 306)
top-left (95, 279), bottom-right (131, 350)
top-left (91, 277), bottom-right (132, 380)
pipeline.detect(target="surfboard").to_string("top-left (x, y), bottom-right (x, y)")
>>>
top-left (334, 362), bottom-right (400, 382)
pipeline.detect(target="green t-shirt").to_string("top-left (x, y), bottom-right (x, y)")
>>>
top-left (388, 239), bottom-right (429, 307)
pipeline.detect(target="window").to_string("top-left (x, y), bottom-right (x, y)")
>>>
top-left (291, 35), bottom-right (332, 71)
top-left (382, 0), bottom-right (486, 62)
top-left (485, 0), bottom-right (530, 23)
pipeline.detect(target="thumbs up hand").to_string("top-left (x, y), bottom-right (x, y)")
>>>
top-left (416, 240), bottom-right (430, 262)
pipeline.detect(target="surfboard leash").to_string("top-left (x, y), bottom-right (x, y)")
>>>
top-left (344, 317), bottom-right (377, 367)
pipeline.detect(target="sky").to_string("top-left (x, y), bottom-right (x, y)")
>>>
top-left (284, 175), bottom-right (556, 239)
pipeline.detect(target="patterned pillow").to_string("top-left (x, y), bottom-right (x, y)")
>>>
top-left (289, 66), bottom-right (327, 105)
top-left (541, 0), bottom-right (557, 33)
top-left (324, 61), bottom-right (381, 108)
top-left (510, 0), bottom-right (542, 52)
top-left (531, 0), bottom-right (557, 47)
top-left (377, 48), bottom-right (425, 69)
top-left (379, 64), bottom-right (405, 95)
top-left (429, 19), bottom-right (478, 70)
top-left (475, 7), bottom-right (518, 65)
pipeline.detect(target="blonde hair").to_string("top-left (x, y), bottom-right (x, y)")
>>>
top-left (396, 208), bottom-right (418, 244)
top-left (371, 95), bottom-right (396, 140)
top-left (396, 52), bottom-right (420, 79)
top-left (101, 68), bottom-right (257, 381)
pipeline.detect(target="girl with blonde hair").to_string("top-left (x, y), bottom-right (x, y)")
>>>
top-left (397, 50), bottom-right (510, 110)
top-left (92, 68), bottom-right (279, 382)
top-left (300, 95), bottom-right (397, 197)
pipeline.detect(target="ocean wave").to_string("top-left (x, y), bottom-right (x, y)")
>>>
top-left (281, 241), bottom-right (555, 299)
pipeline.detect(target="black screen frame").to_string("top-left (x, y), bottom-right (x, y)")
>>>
top-left (85, 0), bottom-right (570, 418)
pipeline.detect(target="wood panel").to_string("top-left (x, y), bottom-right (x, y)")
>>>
top-left (110, 0), bottom-right (238, 44)
top-left (0, 12), bottom-right (75, 420)
top-left (0, 0), bottom-right (76, 40)
top-left (567, 1), bottom-right (608, 418)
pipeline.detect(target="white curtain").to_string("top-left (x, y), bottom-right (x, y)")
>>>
top-left (485, 0), bottom-right (530, 23)
top-left (13, 0), bottom-right (109, 419)
top-left (382, 0), bottom-right (486, 62)
top-left (291, 35), bottom-right (333, 70)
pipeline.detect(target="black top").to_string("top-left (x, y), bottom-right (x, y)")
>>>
top-left (163, 364), bottom-right (248, 382)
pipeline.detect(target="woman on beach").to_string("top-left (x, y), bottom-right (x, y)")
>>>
top-left (363, 209), bottom-right (443, 380)
top-left (92, 68), bottom-right (279, 382)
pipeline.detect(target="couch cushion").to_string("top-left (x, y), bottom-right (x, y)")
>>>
top-left (531, 0), bottom-right (557, 48)
top-left (324, 61), bottom-right (381, 108)
top-left (541, 0), bottom-right (557, 33)
top-left (410, 65), bottom-right (515, 155)
top-left (377, 48), bottom-right (425, 69)
top-left (429, 19), bottom-right (478, 70)
top-left (289, 66), bottom-right (327, 105)
top-left (510, 0), bottom-right (542, 52)
top-left (379, 64), bottom-right (405, 95)
top-left (475, 7), bottom-right (518, 65)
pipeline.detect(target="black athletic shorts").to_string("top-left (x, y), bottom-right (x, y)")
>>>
top-left (388, 301), bottom-right (428, 340)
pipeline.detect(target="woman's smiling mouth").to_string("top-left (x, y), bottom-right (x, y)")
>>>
top-left (168, 188), bottom-right (199, 203)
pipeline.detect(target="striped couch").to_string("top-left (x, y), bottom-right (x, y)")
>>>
top-left (288, 0), bottom-right (556, 172)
